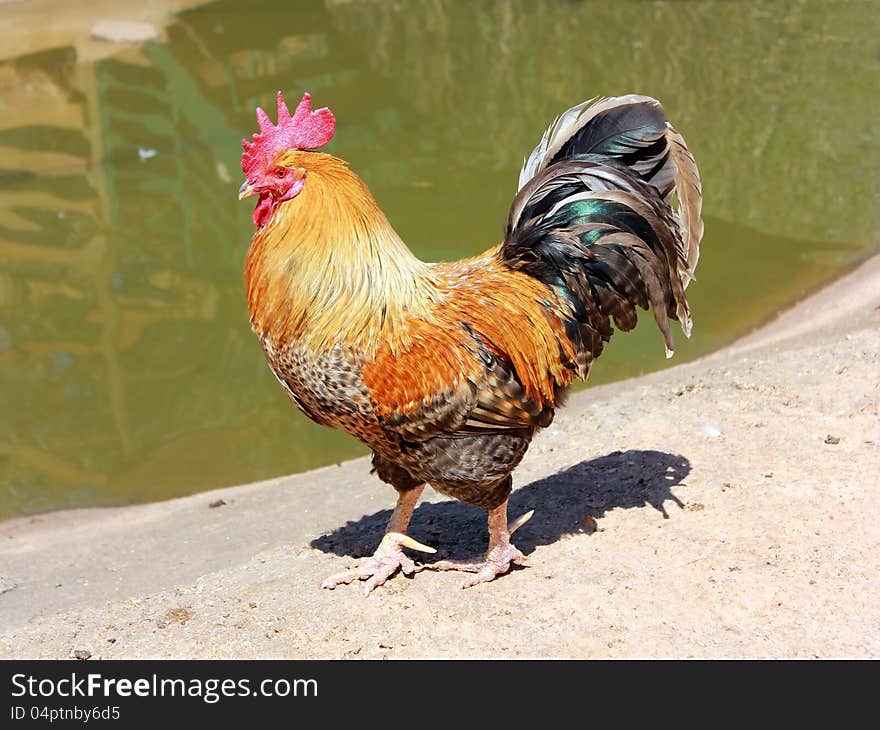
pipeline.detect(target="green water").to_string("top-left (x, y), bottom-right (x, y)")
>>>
top-left (0, 0), bottom-right (877, 519)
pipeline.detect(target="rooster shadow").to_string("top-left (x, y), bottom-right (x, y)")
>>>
top-left (310, 449), bottom-right (691, 562)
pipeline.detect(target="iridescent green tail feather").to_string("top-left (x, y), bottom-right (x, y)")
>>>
top-left (503, 95), bottom-right (704, 375)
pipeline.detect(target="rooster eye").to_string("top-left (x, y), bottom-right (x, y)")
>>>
top-left (275, 169), bottom-right (286, 179)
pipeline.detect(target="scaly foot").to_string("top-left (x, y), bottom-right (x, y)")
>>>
top-left (321, 531), bottom-right (436, 595)
top-left (426, 508), bottom-right (534, 589)
top-left (428, 541), bottom-right (526, 588)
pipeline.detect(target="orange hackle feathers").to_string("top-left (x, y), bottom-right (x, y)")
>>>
top-left (362, 256), bottom-right (577, 419)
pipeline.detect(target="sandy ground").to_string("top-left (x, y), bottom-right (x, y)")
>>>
top-left (1, 256), bottom-right (878, 659)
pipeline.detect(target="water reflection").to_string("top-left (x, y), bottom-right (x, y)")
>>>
top-left (0, 0), bottom-right (876, 517)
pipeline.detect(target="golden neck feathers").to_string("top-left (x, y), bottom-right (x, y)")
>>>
top-left (244, 153), bottom-right (436, 356)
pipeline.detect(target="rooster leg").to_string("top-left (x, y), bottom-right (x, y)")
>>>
top-left (321, 485), bottom-right (435, 595)
top-left (428, 499), bottom-right (533, 589)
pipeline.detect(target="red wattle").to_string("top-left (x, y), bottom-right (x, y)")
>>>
top-left (253, 194), bottom-right (275, 228)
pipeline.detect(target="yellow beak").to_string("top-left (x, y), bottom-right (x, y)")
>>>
top-left (238, 180), bottom-right (256, 200)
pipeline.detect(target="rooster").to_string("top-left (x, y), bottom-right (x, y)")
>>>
top-left (238, 92), bottom-right (702, 593)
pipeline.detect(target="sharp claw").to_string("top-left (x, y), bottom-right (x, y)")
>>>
top-left (363, 577), bottom-right (382, 596)
top-left (398, 555), bottom-right (416, 576)
top-left (321, 573), bottom-right (353, 590)
top-left (508, 509), bottom-right (534, 536)
top-left (460, 568), bottom-right (497, 589)
top-left (388, 532), bottom-right (437, 554)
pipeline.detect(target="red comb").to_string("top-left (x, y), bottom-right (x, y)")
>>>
top-left (241, 92), bottom-right (335, 176)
